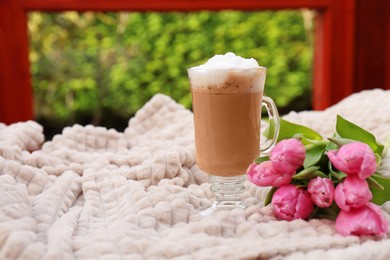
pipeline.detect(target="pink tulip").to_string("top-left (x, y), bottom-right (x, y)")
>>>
top-left (335, 202), bottom-right (388, 236)
top-left (334, 176), bottom-right (372, 211)
top-left (270, 138), bottom-right (306, 174)
top-left (327, 142), bottom-right (377, 179)
top-left (308, 177), bottom-right (335, 208)
top-left (272, 184), bottom-right (314, 221)
top-left (247, 161), bottom-right (292, 187)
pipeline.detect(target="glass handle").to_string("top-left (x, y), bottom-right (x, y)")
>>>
top-left (260, 96), bottom-right (280, 156)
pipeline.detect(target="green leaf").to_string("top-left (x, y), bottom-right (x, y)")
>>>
top-left (330, 171), bottom-right (347, 181)
top-left (264, 187), bottom-right (277, 206)
top-left (326, 133), bottom-right (340, 151)
top-left (336, 115), bottom-right (384, 155)
top-left (370, 174), bottom-right (390, 205)
top-left (312, 202), bottom-right (340, 221)
top-left (277, 119), bottom-right (323, 142)
top-left (328, 137), bottom-right (355, 147)
top-left (293, 166), bottom-right (325, 180)
top-left (304, 143), bottom-right (327, 168)
top-left (263, 118), bottom-right (276, 140)
top-left (367, 175), bottom-right (384, 190)
top-left (254, 156), bottom-right (270, 164)
top-left (328, 161), bottom-right (346, 180)
top-left (375, 153), bottom-right (382, 168)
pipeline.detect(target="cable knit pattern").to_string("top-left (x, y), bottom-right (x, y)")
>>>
top-left (1, 90), bottom-right (390, 259)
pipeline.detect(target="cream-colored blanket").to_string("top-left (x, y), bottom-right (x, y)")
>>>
top-left (1, 89), bottom-right (390, 259)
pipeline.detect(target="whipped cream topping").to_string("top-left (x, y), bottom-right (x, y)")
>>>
top-left (191, 52), bottom-right (260, 70)
top-left (188, 53), bottom-right (264, 91)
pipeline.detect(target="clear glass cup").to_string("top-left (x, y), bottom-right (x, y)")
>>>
top-left (188, 67), bottom-right (280, 215)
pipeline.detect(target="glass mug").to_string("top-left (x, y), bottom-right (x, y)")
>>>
top-left (188, 67), bottom-right (280, 215)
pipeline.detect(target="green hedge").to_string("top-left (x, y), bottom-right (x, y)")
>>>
top-left (29, 10), bottom-right (313, 132)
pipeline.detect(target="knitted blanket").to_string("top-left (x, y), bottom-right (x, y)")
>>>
top-left (1, 89), bottom-right (390, 259)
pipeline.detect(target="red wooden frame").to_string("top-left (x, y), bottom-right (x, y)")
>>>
top-left (355, 0), bottom-right (390, 92)
top-left (0, 0), bottom-right (356, 124)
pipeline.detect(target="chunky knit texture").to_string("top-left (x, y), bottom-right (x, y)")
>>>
top-left (1, 89), bottom-right (390, 259)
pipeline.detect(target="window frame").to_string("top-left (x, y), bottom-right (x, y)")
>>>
top-left (0, 0), bottom-right (355, 124)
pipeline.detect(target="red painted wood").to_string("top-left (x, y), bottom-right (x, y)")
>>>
top-left (387, 1), bottom-right (390, 89)
top-left (355, 0), bottom-right (387, 92)
top-left (0, 0), bottom-right (33, 124)
top-left (313, 9), bottom-right (331, 110)
top-left (20, 0), bottom-right (331, 11)
top-left (330, 0), bottom-right (355, 105)
top-left (313, 0), bottom-right (355, 110)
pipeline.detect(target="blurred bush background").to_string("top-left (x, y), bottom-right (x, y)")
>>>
top-left (28, 10), bottom-right (314, 137)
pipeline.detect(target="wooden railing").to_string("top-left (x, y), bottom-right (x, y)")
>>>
top-left (1, 0), bottom-right (388, 124)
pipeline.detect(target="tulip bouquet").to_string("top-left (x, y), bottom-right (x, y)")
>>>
top-left (247, 115), bottom-right (390, 236)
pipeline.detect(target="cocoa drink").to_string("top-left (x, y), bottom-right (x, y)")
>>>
top-left (189, 63), bottom-right (267, 177)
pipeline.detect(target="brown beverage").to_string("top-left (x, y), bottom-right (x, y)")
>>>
top-left (189, 68), bottom-right (266, 177)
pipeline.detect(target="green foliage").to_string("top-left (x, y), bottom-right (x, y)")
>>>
top-left (335, 115), bottom-right (384, 154)
top-left (28, 10), bottom-right (313, 130)
top-left (370, 174), bottom-right (390, 205)
top-left (276, 118), bottom-right (323, 143)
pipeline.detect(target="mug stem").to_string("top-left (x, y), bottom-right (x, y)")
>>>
top-left (201, 175), bottom-right (247, 216)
